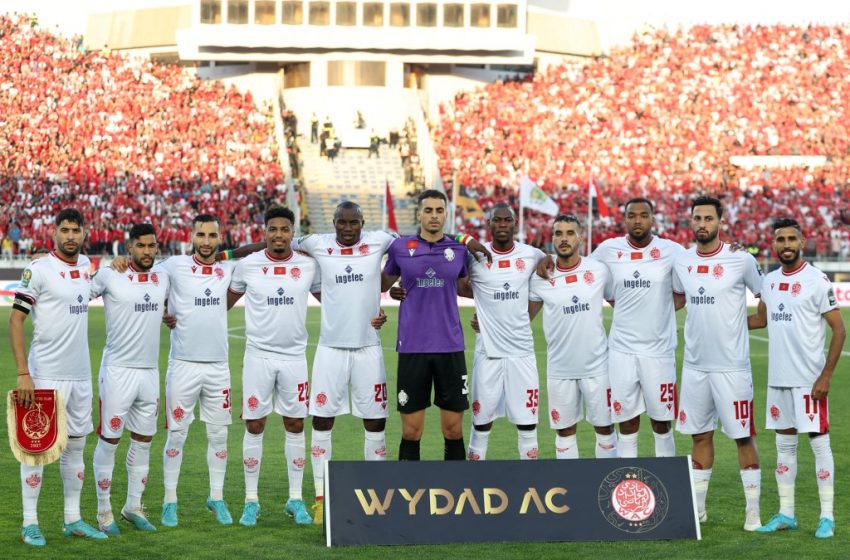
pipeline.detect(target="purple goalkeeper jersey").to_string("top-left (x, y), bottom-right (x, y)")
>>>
top-left (383, 234), bottom-right (469, 353)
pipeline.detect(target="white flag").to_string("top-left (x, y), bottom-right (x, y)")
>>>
top-left (519, 176), bottom-right (559, 216)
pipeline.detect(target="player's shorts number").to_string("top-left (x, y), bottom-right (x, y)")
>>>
top-left (803, 394), bottom-right (820, 415)
top-left (733, 399), bottom-right (750, 420)
top-left (374, 383), bottom-right (388, 403)
top-left (223, 389), bottom-right (231, 410)
top-left (660, 383), bottom-right (675, 403)
top-left (298, 382), bottom-right (309, 402)
top-left (526, 388), bottom-right (539, 409)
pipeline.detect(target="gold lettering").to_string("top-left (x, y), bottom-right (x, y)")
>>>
top-left (545, 487), bottom-right (569, 514)
top-left (454, 488), bottom-right (482, 515)
top-left (354, 488), bottom-right (394, 515)
top-left (429, 488), bottom-right (455, 515)
top-left (483, 488), bottom-right (508, 514)
top-left (399, 488), bottom-right (426, 515)
top-left (519, 488), bottom-right (546, 514)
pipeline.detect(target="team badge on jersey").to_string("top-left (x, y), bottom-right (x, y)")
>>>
top-left (791, 282), bottom-right (801, 297)
top-left (444, 248), bottom-right (455, 262)
top-left (650, 247), bottom-right (661, 259)
top-left (359, 244), bottom-right (370, 255)
top-left (215, 267), bottom-right (225, 279)
top-left (712, 264), bottom-right (724, 279)
top-left (291, 267), bottom-right (301, 280)
top-left (583, 271), bottom-right (595, 284)
top-left (515, 258), bottom-right (525, 271)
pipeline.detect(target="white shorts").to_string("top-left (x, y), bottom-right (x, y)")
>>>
top-left (98, 365), bottom-right (159, 438)
top-left (471, 353), bottom-right (540, 426)
top-left (32, 377), bottom-right (93, 438)
top-left (765, 387), bottom-right (829, 434)
top-left (676, 367), bottom-right (755, 439)
top-left (310, 345), bottom-right (388, 419)
top-left (547, 374), bottom-right (612, 429)
top-left (608, 349), bottom-right (677, 422)
top-left (242, 352), bottom-right (309, 420)
top-left (165, 359), bottom-right (232, 430)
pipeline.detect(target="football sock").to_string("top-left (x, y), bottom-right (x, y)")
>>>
top-left (467, 428), bottom-right (490, 461)
top-left (20, 464), bottom-right (43, 526)
top-left (653, 430), bottom-right (675, 457)
top-left (618, 431), bottom-right (639, 458)
top-left (243, 431), bottom-right (264, 502)
top-left (399, 438), bottom-right (420, 461)
top-left (285, 430), bottom-right (306, 500)
top-left (60, 437), bottom-right (86, 524)
top-left (93, 438), bottom-right (118, 514)
top-left (556, 434), bottom-right (579, 459)
top-left (444, 437), bottom-right (465, 460)
top-left (740, 468), bottom-right (761, 515)
top-left (163, 429), bottom-right (188, 503)
top-left (364, 429), bottom-right (386, 461)
top-left (693, 468), bottom-right (712, 515)
top-left (126, 439), bottom-right (151, 511)
top-left (206, 424), bottom-right (228, 501)
top-left (775, 433), bottom-right (798, 518)
top-left (595, 432), bottom-right (618, 459)
top-left (517, 428), bottom-right (538, 460)
top-left (811, 434), bottom-right (834, 521)
top-left (310, 429), bottom-right (331, 499)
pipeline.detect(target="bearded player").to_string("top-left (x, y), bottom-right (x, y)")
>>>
top-left (673, 196), bottom-right (763, 531)
top-left (749, 218), bottom-right (845, 539)
top-left (10, 208), bottom-right (107, 545)
top-left (90, 223), bottom-right (169, 534)
top-left (528, 215), bottom-right (616, 459)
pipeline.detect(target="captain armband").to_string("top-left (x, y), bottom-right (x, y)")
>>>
top-left (13, 293), bottom-right (34, 314)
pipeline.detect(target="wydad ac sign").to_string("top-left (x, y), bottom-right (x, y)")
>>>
top-left (325, 457), bottom-right (700, 546)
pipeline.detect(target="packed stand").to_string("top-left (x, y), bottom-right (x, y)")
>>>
top-left (434, 24), bottom-right (850, 256)
top-left (0, 14), bottom-right (282, 257)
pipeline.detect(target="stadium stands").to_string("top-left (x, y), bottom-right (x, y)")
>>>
top-left (0, 14), bottom-right (281, 255)
top-left (434, 24), bottom-right (850, 255)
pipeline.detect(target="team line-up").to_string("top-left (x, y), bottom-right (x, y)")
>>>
top-left (9, 190), bottom-right (844, 546)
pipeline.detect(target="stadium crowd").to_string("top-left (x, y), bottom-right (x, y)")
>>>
top-left (435, 24), bottom-right (850, 256)
top-left (0, 14), bottom-right (282, 256)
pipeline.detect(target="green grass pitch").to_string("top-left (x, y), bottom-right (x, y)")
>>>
top-left (1, 306), bottom-right (848, 559)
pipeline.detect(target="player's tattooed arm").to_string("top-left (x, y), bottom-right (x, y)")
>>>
top-left (528, 300), bottom-right (543, 322)
top-left (746, 299), bottom-right (767, 330)
top-left (813, 309), bottom-right (847, 400)
top-left (535, 255), bottom-right (555, 279)
top-left (9, 308), bottom-right (35, 407)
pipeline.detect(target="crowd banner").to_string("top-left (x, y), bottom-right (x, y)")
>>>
top-left (325, 457), bottom-right (700, 546)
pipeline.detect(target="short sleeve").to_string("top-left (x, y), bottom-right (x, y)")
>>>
top-left (88, 267), bottom-right (110, 299)
top-left (672, 265), bottom-right (684, 295)
top-left (292, 234), bottom-right (316, 254)
top-left (229, 260), bottom-right (247, 294)
top-left (743, 254), bottom-right (763, 296)
top-left (819, 276), bottom-right (839, 314)
top-left (528, 277), bottom-right (543, 302)
top-left (383, 241), bottom-right (400, 276)
top-left (16, 264), bottom-right (41, 302)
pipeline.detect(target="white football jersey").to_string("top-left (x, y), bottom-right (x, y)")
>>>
top-left (229, 250), bottom-right (320, 359)
top-left (673, 242), bottom-right (763, 371)
top-left (592, 235), bottom-right (683, 357)
top-left (158, 255), bottom-right (232, 362)
top-left (529, 257), bottom-right (609, 379)
top-left (15, 252), bottom-right (92, 380)
top-left (761, 262), bottom-right (839, 387)
top-left (90, 264), bottom-right (170, 369)
top-left (468, 242), bottom-right (545, 358)
top-left (293, 231), bottom-right (394, 348)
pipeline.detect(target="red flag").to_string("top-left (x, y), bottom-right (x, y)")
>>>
top-left (385, 182), bottom-right (398, 233)
top-left (589, 176), bottom-right (610, 218)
